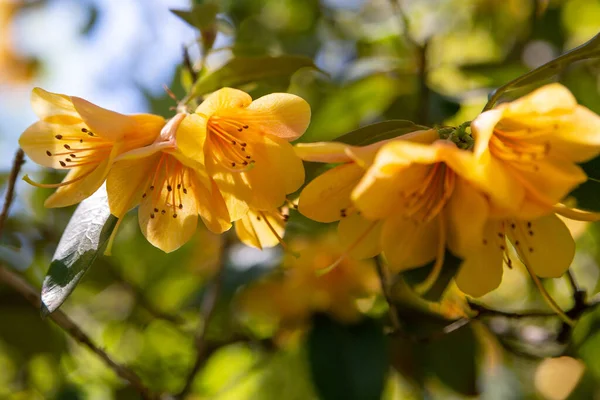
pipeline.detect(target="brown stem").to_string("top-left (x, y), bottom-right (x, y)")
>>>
top-left (0, 149), bottom-right (25, 237)
top-left (0, 265), bottom-right (157, 399)
top-left (176, 233), bottom-right (232, 398)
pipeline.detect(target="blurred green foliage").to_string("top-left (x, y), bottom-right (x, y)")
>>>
top-left (2, 0), bottom-right (600, 399)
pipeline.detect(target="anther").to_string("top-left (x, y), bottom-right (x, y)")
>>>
top-left (283, 214), bottom-right (289, 222)
top-left (527, 222), bottom-right (532, 228)
top-left (500, 245), bottom-right (506, 250)
top-left (88, 132), bottom-right (94, 136)
top-left (161, 210), bottom-right (166, 215)
top-left (231, 162), bottom-right (236, 167)
top-left (46, 150), bottom-right (52, 156)
top-left (529, 247), bottom-right (534, 252)
top-left (183, 188), bottom-right (188, 194)
top-left (173, 214), bottom-right (177, 218)
top-left (497, 232), bottom-right (503, 238)
top-left (70, 154), bottom-right (76, 158)
top-left (66, 158), bottom-right (71, 162)
top-left (178, 204), bottom-right (183, 209)
top-left (167, 185), bottom-right (172, 192)
top-left (256, 216), bottom-right (261, 221)
top-left (55, 134), bottom-right (63, 140)
top-left (64, 144), bottom-right (71, 150)
top-left (340, 208), bottom-right (347, 218)
top-left (237, 128), bottom-right (243, 132)
top-left (177, 184), bottom-right (181, 189)
top-left (514, 240), bottom-right (520, 246)
top-left (150, 213), bottom-right (155, 219)
top-left (154, 208), bottom-right (158, 212)
top-left (240, 143), bottom-right (247, 147)
top-left (79, 139), bottom-right (83, 143)
top-left (81, 128), bottom-right (88, 133)
top-left (482, 239), bottom-right (488, 245)
top-left (243, 125), bottom-right (249, 129)
top-left (510, 223), bottom-right (516, 229)
top-left (142, 193), bottom-right (146, 198)
top-left (529, 230), bottom-right (534, 236)
top-left (59, 161), bottom-right (66, 167)
top-left (150, 185), bottom-right (155, 190)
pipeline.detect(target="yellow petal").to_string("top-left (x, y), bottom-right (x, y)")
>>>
top-left (508, 214), bottom-right (575, 278)
top-left (337, 213), bottom-right (382, 259)
top-left (265, 134), bottom-right (305, 194)
top-left (208, 155), bottom-right (251, 221)
top-left (44, 146), bottom-right (119, 208)
top-left (446, 178), bottom-right (489, 257)
top-left (193, 176), bottom-right (232, 234)
top-left (235, 209), bottom-right (285, 249)
top-left (19, 121), bottom-right (87, 168)
top-left (455, 221), bottom-right (505, 297)
top-left (137, 160), bottom-right (199, 254)
top-left (175, 113), bottom-right (209, 166)
top-left (195, 87), bottom-right (252, 117)
top-left (298, 163), bottom-right (363, 223)
top-left (244, 93), bottom-right (311, 141)
top-left (127, 113), bottom-right (167, 148)
top-left (294, 142), bottom-right (353, 163)
top-left (71, 96), bottom-right (136, 142)
top-left (380, 213), bottom-right (438, 272)
top-left (106, 154), bottom-right (160, 218)
top-left (31, 87), bottom-right (79, 122)
top-left (502, 83), bottom-right (577, 116)
top-left (471, 109), bottom-right (504, 159)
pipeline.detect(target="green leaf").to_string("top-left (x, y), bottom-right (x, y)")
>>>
top-left (402, 250), bottom-right (463, 302)
top-left (568, 155), bottom-right (600, 211)
top-left (185, 55), bottom-right (317, 101)
top-left (300, 75), bottom-right (404, 143)
top-left (484, 32), bottom-right (600, 110)
top-left (571, 307), bottom-right (600, 380)
top-left (423, 324), bottom-right (479, 396)
top-left (334, 120), bottom-right (430, 147)
top-left (170, 3), bottom-right (219, 31)
top-left (307, 314), bottom-right (388, 400)
top-left (40, 185), bottom-right (118, 316)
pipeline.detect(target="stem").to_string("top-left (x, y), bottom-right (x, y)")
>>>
top-left (0, 265), bottom-right (156, 399)
top-left (0, 149), bottom-right (25, 237)
top-left (176, 233), bottom-right (231, 398)
top-left (374, 256), bottom-right (402, 331)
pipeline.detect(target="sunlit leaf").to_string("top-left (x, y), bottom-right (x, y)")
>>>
top-left (335, 120), bottom-right (429, 146)
top-left (307, 314), bottom-right (388, 400)
top-left (568, 155), bottom-right (600, 211)
top-left (484, 32), bottom-right (600, 110)
top-left (170, 3), bottom-right (219, 32)
top-left (40, 185), bottom-right (118, 316)
top-left (185, 55), bottom-right (317, 102)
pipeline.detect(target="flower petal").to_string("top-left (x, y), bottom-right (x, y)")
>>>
top-left (106, 154), bottom-right (160, 218)
top-left (235, 209), bottom-right (285, 249)
top-left (337, 213), bottom-right (382, 259)
top-left (196, 87), bottom-right (252, 117)
top-left (71, 96), bottom-right (137, 142)
top-left (264, 134), bottom-right (305, 194)
top-left (245, 93), bottom-right (311, 141)
top-left (176, 113), bottom-right (209, 166)
top-left (455, 222), bottom-right (504, 297)
top-left (298, 163), bottom-right (363, 223)
top-left (294, 142), bottom-right (353, 163)
top-left (193, 176), bottom-right (232, 234)
top-left (502, 83), bottom-right (577, 116)
top-left (19, 121), bottom-right (87, 168)
top-left (446, 178), bottom-right (489, 257)
top-left (508, 214), bottom-right (575, 278)
top-left (381, 213), bottom-right (438, 272)
top-left (31, 88), bottom-right (79, 122)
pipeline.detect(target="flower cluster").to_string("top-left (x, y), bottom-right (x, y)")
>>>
top-left (19, 83), bottom-right (600, 303)
top-left (20, 87), bottom-right (310, 253)
top-left (297, 84), bottom-right (600, 298)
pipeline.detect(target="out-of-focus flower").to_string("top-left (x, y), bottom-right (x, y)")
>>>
top-left (238, 234), bottom-right (380, 328)
top-left (106, 114), bottom-right (230, 253)
top-left (20, 88), bottom-right (165, 208)
top-left (235, 207), bottom-right (288, 250)
top-left (177, 87), bottom-right (311, 221)
top-left (0, 1), bottom-right (37, 83)
top-left (471, 83), bottom-right (600, 218)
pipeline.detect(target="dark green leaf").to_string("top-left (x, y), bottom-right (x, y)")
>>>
top-left (185, 55), bottom-right (317, 101)
top-left (402, 250), bottom-right (462, 302)
top-left (568, 155), bottom-right (600, 211)
top-left (333, 120), bottom-right (429, 146)
top-left (41, 185), bottom-right (118, 316)
top-left (170, 3), bottom-right (219, 31)
top-left (423, 324), bottom-right (479, 396)
top-left (484, 32), bottom-right (600, 110)
top-left (307, 314), bottom-right (388, 400)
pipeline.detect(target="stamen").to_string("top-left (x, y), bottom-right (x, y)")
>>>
top-left (414, 217), bottom-right (446, 295)
top-left (22, 169), bottom-right (95, 188)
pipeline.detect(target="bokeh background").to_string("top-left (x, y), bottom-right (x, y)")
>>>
top-left (2, 0), bottom-right (600, 399)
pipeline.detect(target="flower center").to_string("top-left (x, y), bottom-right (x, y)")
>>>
top-left (401, 163), bottom-right (456, 223)
top-left (141, 154), bottom-right (191, 220)
top-left (207, 115), bottom-right (255, 171)
top-left (46, 127), bottom-right (112, 168)
top-left (489, 127), bottom-right (550, 171)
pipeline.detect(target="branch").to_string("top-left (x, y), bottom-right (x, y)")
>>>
top-left (374, 256), bottom-right (402, 331)
top-left (0, 149), bottom-right (25, 237)
top-left (176, 233), bottom-right (232, 398)
top-left (468, 301), bottom-right (557, 319)
top-left (0, 265), bottom-right (157, 399)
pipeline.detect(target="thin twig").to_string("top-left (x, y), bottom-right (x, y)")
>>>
top-left (468, 301), bottom-right (556, 319)
top-left (182, 45), bottom-right (198, 83)
top-left (566, 269), bottom-right (580, 294)
top-left (0, 149), bottom-right (25, 237)
top-left (0, 265), bottom-right (156, 399)
top-left (374, 256), bottom-right (402, 331)
top-left (176, 233), bottom-right (232, 398)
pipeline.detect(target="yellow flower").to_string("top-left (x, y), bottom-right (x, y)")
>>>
top-left (238, 234), bottom-right (380, 327)
top-left (471, 83), bottom-right (600, 218)
top-left (19, 88), bottom-right (165, 207)
top-left (106, 114), bottom-right (231, 253)
top-left (235, 207), bottom-right (289, 250)
top-left (176, 88), bottom-right (311, 220)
